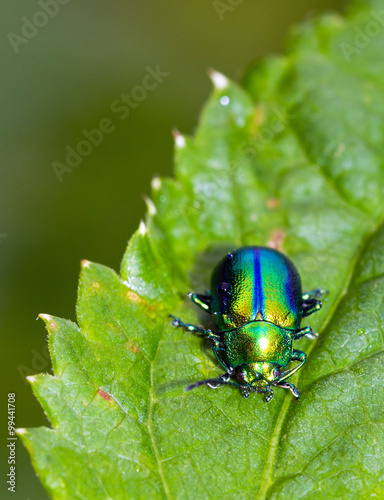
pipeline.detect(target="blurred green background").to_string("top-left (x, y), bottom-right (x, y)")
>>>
top-left (1, 1), bottom-right (344, 498)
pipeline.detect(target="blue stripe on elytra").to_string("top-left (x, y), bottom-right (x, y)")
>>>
top-left (253, 247), bottom-right (263, 319)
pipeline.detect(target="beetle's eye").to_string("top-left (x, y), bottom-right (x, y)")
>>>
top-left (218, 282), bottom-right (231, 294)
top-left (237, 370), bottom-right (246, 382)
top-left (273, 368), bottom-right (281, 380)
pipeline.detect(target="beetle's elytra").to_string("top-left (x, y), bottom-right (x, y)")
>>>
top-left (171, 246), bottom-right (327, 402)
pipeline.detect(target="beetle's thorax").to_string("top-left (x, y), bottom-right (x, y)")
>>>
top-left (224, 320), bottom-right (293, 368)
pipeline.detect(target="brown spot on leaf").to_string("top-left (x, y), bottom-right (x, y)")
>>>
top-left (266, 198), bottom-right (280, 209)
top-left (126, 290), bottom-right (142, 303)
top-left (131, 344), bottom-right (139, 353)
top-left (267, 229), bottom-right (285, 251)
top-left (98, 390), bottom-right (112, 401)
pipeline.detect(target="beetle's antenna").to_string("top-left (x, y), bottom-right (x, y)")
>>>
top-left (185, 378), bottom-right (243, 391)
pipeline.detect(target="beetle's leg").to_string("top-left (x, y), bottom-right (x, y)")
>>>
top-left (186, 375), bottom-right (272, 402)
top-left (170, 315), bottom-right (207, 335)
top-left (170, 315), bottom-right (236, 387)
top-left (278, 349), bottom-right (306, 382)
top-left (265, 387), bottom-right (274, 403)
top-left (187, 377), bottom-right (258, 398)
top-left (294, 326), bottom-right (317, 340)
top-left (170, 315), bottom-right (221, 343)
top-left (243, 386), bottom-right (273, 401)
top-left (302, 288), bottom-right (328, 301)
top-left (259, 386), bottom-right (274, 403)
top-left (212, 347), bottom-right (234, 378)
top-left (247, 384), bottom-right (274, 402)
top-left (275, 381), bottom-right (300, 399)
top-left (241, 388), bottom-right (250, 398)
top-left (188, 292), bottom-right (211, 313)
top-left (302, 289), bottom-right (328, 318)
top-left (302, 300), bottom-right (322, 318)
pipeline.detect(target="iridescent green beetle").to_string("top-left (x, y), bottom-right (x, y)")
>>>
top-left (171, 246), bottom-right (327, 402)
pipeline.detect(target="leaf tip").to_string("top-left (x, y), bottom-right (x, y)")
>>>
top-left (143, 194), bottom-right (157, 216)
top-left (208, 69), bottom-right (229, 90)
top-left (81, 259), bottom-right (91, 268)
top-left (15, 428), bottom-right (28, 436)
top-left (39, 313), bottom-right (52, 322)
top-left (122, 284), bottom-right (144, 304)
top-left (26, 375), bottom-right (37, 384)
top-left (172, 128), bottom-right (186, 148)
top-left (138, 220), bottom-right (147, 235)
top-left (151, 176), bottom-right (161, 190)
top-left (39, 313), bottom-right (57, 331)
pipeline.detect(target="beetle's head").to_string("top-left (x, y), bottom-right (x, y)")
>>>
top-left (237, 362), bottom-right (282, 387)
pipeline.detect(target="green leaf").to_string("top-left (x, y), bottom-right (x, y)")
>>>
top-left (19, 1), bottom-right (384, 498)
